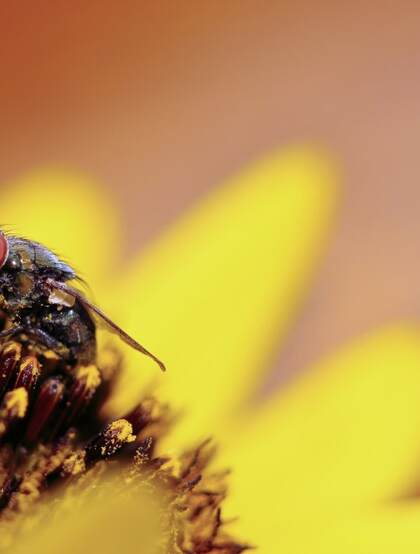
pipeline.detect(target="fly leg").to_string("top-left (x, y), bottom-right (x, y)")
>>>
top-left (23, 326), bottom-right (71, 360)
top-left (0, 326), bottom-right (23, 339)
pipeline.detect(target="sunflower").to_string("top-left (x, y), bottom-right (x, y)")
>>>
top-left (0, 148), bottom-right (419, 553)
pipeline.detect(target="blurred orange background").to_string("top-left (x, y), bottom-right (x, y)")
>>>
top-left (1, 2), bottom-right (419, 389)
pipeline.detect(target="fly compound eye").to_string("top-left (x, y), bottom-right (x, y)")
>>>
top-left (0, 233), bottom-right (9, 269)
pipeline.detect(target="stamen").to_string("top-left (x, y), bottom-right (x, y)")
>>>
top-left (0, 343), bottom-right (22, 396)
top-left (25, 377), bottom-right (65, 443)
top-left (14, 356), bottom-right (40, 393)
top-left (55, 365), bottom-right (101, 431)
top-left (85, 419), bottom-right (135, 463)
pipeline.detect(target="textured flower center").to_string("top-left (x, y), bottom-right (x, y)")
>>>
top-left (0, 340), bottom-right (249, 553)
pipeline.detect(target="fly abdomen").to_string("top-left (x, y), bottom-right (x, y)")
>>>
top-left (40, 304), bottom-right (96, 365)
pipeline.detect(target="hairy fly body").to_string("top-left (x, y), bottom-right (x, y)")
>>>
top-left (0, 233), bottom-right (165, 371)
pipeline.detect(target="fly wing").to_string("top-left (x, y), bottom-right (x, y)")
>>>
top-left (46, 278), bottom-right (166, 371)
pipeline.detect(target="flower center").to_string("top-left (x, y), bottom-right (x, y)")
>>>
top-left (0, 341), bottom-right (249, 553)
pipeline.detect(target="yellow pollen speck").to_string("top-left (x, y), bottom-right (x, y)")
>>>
top-left (2, 342), bottom-right (22, 360)
top-left (62, 452), bottom-right (86, 476)
top-left (107, 420), bottom-right (136, 443)
top-left (5, 388), bottom-right (28, 418)
top-left (75, 365), bottom-right (101, 390)
top-left (0, 388), bottom-right (28, 438)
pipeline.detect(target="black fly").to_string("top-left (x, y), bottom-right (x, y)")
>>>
top-left (0, 232), bottom-right (165, 371)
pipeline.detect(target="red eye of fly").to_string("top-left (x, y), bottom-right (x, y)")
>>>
top-left (0, 233), bottom-right (9, 269)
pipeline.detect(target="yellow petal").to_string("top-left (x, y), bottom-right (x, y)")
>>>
top-left (336, 504), bottom-right (420, 554)
top-left (0, 168), bottom-right (120, 284)
top-left (106, 147), bottom-right (338, 447)
top-left (235, 503), bottom-right (420, 554)
top-left (224, 325), bottom-right (420, 551)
